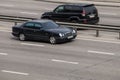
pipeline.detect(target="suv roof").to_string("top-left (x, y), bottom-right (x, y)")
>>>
top-left (62, 3), bottom-right (94, 7)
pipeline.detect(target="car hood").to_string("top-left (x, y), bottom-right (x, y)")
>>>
top-left (46, 27), bottom-right (72, 34)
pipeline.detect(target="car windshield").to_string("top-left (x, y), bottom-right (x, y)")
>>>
top-left (42, 21), bottom-right (59, 29)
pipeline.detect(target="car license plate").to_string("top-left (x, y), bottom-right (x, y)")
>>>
top-left (68, 35), bottom-right (73, 39)
top-left (89, 14), bottom-right (95, 18)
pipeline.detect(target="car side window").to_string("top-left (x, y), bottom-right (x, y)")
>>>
top-left (65, 6), bottom-right (83, 13)
top-left (34, 23), bottom-right (42, 29)
top-left (24, 22), bottom-right (34, 29)
top-left (72, 6), bottom-right (83, 13)
top-left (54, 6), bottom-right (64, 13)
top-left (65, 6), bottom-right (73, 12)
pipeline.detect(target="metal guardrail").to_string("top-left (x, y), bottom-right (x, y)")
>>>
top-left (56, 22), bottom-right (120, 39)
top-left (0, 15), bottom-right (120, 39)
top-left (0, 15), bottom-right (35, 22)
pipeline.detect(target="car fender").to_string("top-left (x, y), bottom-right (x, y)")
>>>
top-left (41, 13), bottom-right (52, 19)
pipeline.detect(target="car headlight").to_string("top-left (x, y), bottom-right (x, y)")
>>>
top-left (59, 33), bottom-right (64, 37)
top-left (72, 30), bottom-right (76, 33)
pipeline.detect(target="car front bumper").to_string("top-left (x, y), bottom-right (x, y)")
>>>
top-left (56, 35), bottom-right (77, 43)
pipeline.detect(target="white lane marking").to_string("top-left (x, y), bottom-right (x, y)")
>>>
top-left (100, 12), bottom-right (117, 16)
top-left (0, 4), bottom-right (14, 7)
top-left (78, 38), bottom-right (120, 44)
top-left (21, 43), bottom-right (45, 47)
top-left (51, 59), bottom-right (79, 64)
top-left (0, 30), bottom-right (11, 33)
top-left (20, 12), bottom-right (38, 15)
top-left (88, 50), bottom-right (115, 55)
top-left (1, 70), bottom-right (29, 76)
top-left (0, 53), bottom-right (8, 56)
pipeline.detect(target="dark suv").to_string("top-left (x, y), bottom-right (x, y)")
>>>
top-left (41, 3), bottom-right (99, 24)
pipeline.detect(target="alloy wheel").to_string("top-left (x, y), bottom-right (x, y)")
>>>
top-left (50, 36), bottom-right (56, 44)
top-left (19, 33), bottom-right (25, 41)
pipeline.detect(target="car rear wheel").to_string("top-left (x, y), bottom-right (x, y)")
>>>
top-left (19, 33), bottom-right (26, 41)
top-left (71, 20), bottom-right (78, 23)
top-left (49, 36), bottom-right (56, 44)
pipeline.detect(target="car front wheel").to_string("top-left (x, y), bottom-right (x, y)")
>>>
top-left (19, 33), bottom-right (26, 41)
top-left (49, 36), bottom-right (56, 44)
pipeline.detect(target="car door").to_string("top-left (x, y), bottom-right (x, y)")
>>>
top-left (22, 22), bottom-right (35, 39)
top-left (33, 23), bottom-right (49, 41)
top-left (52, 5), bottom-right (66, 21)
top-left (64, 5), bottom-right (83, 21)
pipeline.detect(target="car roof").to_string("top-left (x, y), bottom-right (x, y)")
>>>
top-left (62, 3), bottom-right (94, 7)
top-left (27, 19), bottom-right (53, 24)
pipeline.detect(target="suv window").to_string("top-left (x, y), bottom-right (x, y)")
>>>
top-left (65, 6), bottom-right (83, 13)
top-left (84, 6), bottom-right (97, 14)
top-left (54, 6), bottom-right (64, 13)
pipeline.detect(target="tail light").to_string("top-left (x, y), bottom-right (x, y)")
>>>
top-left (82, 9), bottom-right (86, 16)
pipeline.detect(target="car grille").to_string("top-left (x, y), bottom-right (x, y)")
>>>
top-left (65, 32), bottom-right (72, 36)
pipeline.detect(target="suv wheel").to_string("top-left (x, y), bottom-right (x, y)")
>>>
top-left (19, 33), bottom-right (26, 41)
top-left (71, 20), bottom-right (78, 23)
top-left (49, 36), bottom-right (56, 44)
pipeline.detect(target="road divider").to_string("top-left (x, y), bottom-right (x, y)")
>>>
top-left (56, 22), bottom-right (120, 39)
top-left (0, 15), bottom-right (120, 40)
top-left (0, 15), bottom-right (36, 23)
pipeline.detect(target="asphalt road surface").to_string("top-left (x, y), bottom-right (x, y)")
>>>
top-left (0, 0), bottom-right (120, 26)
top-left (0, 21), bottom-right (120, 80)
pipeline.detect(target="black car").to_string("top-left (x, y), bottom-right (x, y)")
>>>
top-left (41, 3), bottom-right (99, 24)
top-left (12, 20), bottom-right (77, 44)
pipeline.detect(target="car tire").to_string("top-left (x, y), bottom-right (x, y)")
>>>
top-left (49, 36), bottom-right (56, 44)
top-left (19, 33), bottom-right (26, 41)
top-left (71, 20), bottom-right (78, 23)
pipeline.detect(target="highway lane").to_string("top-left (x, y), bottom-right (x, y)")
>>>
top-left (0, 0), bottom-right (120, 26)
top-left (0, 22), bottom-right (120, 80)
top-left (0, 0), bottom-right (58, 18)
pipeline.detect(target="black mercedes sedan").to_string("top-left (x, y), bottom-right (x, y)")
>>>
top-left (12, 20), bottom-right (77, 44)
